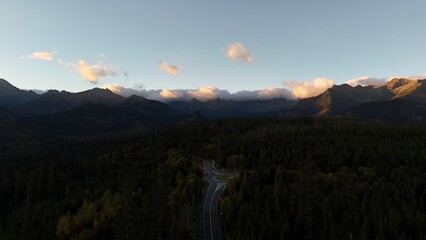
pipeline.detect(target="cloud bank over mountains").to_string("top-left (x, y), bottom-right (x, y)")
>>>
top-left (103, 73), bottom-right (426, 102)
top-left (102, 84), bottom-right (293, 102)
top-left (283, 78), bottom-right (335, 99)
top-left (345, 74), bottom-right (426, 87)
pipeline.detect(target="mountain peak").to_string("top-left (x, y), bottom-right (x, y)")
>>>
top-left (190, 98), bottom-right (201, 103)
top-left (0, 79), bottom-right (39, 107)
top-left (386, 78), bottom-right (413, 90)
top-left (43, 90), bottom-right (61, 95)
top-left (78, 88), bottom-right (123, 99)
top-left (88, 87), bottom-right (114, 94)
top-left (0, 78), bottom-right (17, 89)
top-left (123, 95), bottom-right (149, 104)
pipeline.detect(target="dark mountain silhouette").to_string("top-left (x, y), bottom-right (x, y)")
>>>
top-left (7, 97), bottom-right (194, 137)
top-left (169, 98), bottom-right (295, 118)
top-left (18, 88), bottom-right (125, 116)
top-left (2, 77), bottom-right (426, 125)
top-left (0, 78), bottom-right (39, 107)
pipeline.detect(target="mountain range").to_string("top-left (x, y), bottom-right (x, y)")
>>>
top-left (1, 77), bottom-right (425, 136)
top-left (289, 78), bottom-right (426, 122)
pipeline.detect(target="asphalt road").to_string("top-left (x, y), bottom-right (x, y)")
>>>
top-left (203, 160), bottom-right (238, 240)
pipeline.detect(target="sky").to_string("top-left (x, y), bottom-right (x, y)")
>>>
top-left (1, 0), bottom-right (426, 100)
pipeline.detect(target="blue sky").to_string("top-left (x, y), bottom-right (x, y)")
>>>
top-left (1, 0), bottom-right (426, 99)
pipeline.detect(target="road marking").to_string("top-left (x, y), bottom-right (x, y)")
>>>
top-left (203, 160), bottom-right (238, 240)
top-left (209, 183), bottom-right (215, 239)
top-left (216, 183), bottom-right (225, 191)
top-left (215, 184), bottom-right (226, 240)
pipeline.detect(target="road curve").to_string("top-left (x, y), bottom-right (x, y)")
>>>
top-left (203, 160), bottom-right (237, 240)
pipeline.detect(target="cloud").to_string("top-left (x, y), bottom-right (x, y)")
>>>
top-left (233, 88), bottom-right (293, 101)
top-left (160, 89), bottom-right (182, 99)
top-left (345, 74), bottom-right (426, 87)
top-left (410, 74), bottom-right (426, 80)
top-left (30, 89), bottom-right (46, 94)
top-left (159, 61), bottom-right (179, 77)
top-left (187, 86), bottom-right (229, 101)
top-left (102, 84), bottom-right (167, 100)
top-left (388, 74), bottom-right (426, 81)
top-left (346, 76), bottom-right (388, 87)
top-left (25, 51), bottom-right (55, 61)
top-left (283, 78), bottom-right (334, 99)
top-left (102, 84), bottom-right (293, 102)
top-left (225, 42), bottom-right (254, 63)
top-left (60, 56), bottom-right (117, 84)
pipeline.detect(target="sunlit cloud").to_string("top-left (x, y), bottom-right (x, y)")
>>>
top-left (225, 42), bottom-right (254, 63)
top-left (187, 86), bottom-right (225, 101)
top-left (410, 74), bottom-right (426, 80)
top-left (283, 78), bottom-right (334, 99)
top-left (102, 84), bottom-right (126, 95)
top-left (159, 61), bottom-right (179, 77)
top-left (24, 51), bottom-right (55, 61)
top-left (346, 76), bottom-right (388, 87)
top-left (60, 55), bottom-right (117, 84)
top-left (160, 89), bottom-right (182, 99)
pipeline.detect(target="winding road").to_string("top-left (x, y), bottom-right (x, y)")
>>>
top-left (203, 160), bottom-right (238, 240)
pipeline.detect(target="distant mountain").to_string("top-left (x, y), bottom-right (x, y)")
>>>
top-left (7, 96), bottom-right (195, 136)
top-left (389, 78), bottom-right (426, 103)
top-left (120, 95), bottom-right (190, 127)
top-left (288, 78), bottom-right (426, 121)
top-left (169, 98), bottom-right (295, 119)
top-left (348, 99), bottom-right (426, 123)
top-left (18, 88), bottom-right (125, 116)
top-left (2, 77), bottom-right (426, 125)
top-left (0, 79), bottom-right (39, 107)
top-left (289, 84), bottom-right (390, 116)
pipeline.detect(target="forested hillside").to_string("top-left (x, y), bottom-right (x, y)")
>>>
top-left (199, 118), bottom-right (426, 240)
top-left (0, 133), bottom-right (204, 239)
top-left (1, 117), bottom-right (426, 239)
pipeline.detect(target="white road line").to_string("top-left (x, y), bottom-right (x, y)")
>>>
top-left (216, 185), bottom-right (225, 240)
top-left (209, 183), bottom-right (215, 239)
top-left (203, 160), bottom-right (238, 240)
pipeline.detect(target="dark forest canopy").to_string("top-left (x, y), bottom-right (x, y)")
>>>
top-left (1, 117), bottom-right (426, 239)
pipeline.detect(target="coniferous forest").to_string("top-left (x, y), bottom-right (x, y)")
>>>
top-left (1, 117), bottom-right (426, 239)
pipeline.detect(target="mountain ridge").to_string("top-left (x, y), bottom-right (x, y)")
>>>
top-left (289, 78), bottom-right (426, 120)
top-left (0, 78), bottom-right (40, 107)
top-left (1, 78), bottom-right (426, 124)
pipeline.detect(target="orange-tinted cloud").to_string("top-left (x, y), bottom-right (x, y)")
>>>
top-left (60, 57), bottom-right (117, 84)
top-left (28, 51), bottom-right (55, 61)
top-left (159, 61), bottom-right (179, 77)
top-left (225, 42), bottom-right (254, 63)
top-left (346, 76), bottom-right (388, 87)
top-left (102, 84), bottom-right (292, 102)
top-left (160, 89), bottom-right (181, 98)
top-left (283, 78), bottom-right (334, 99)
